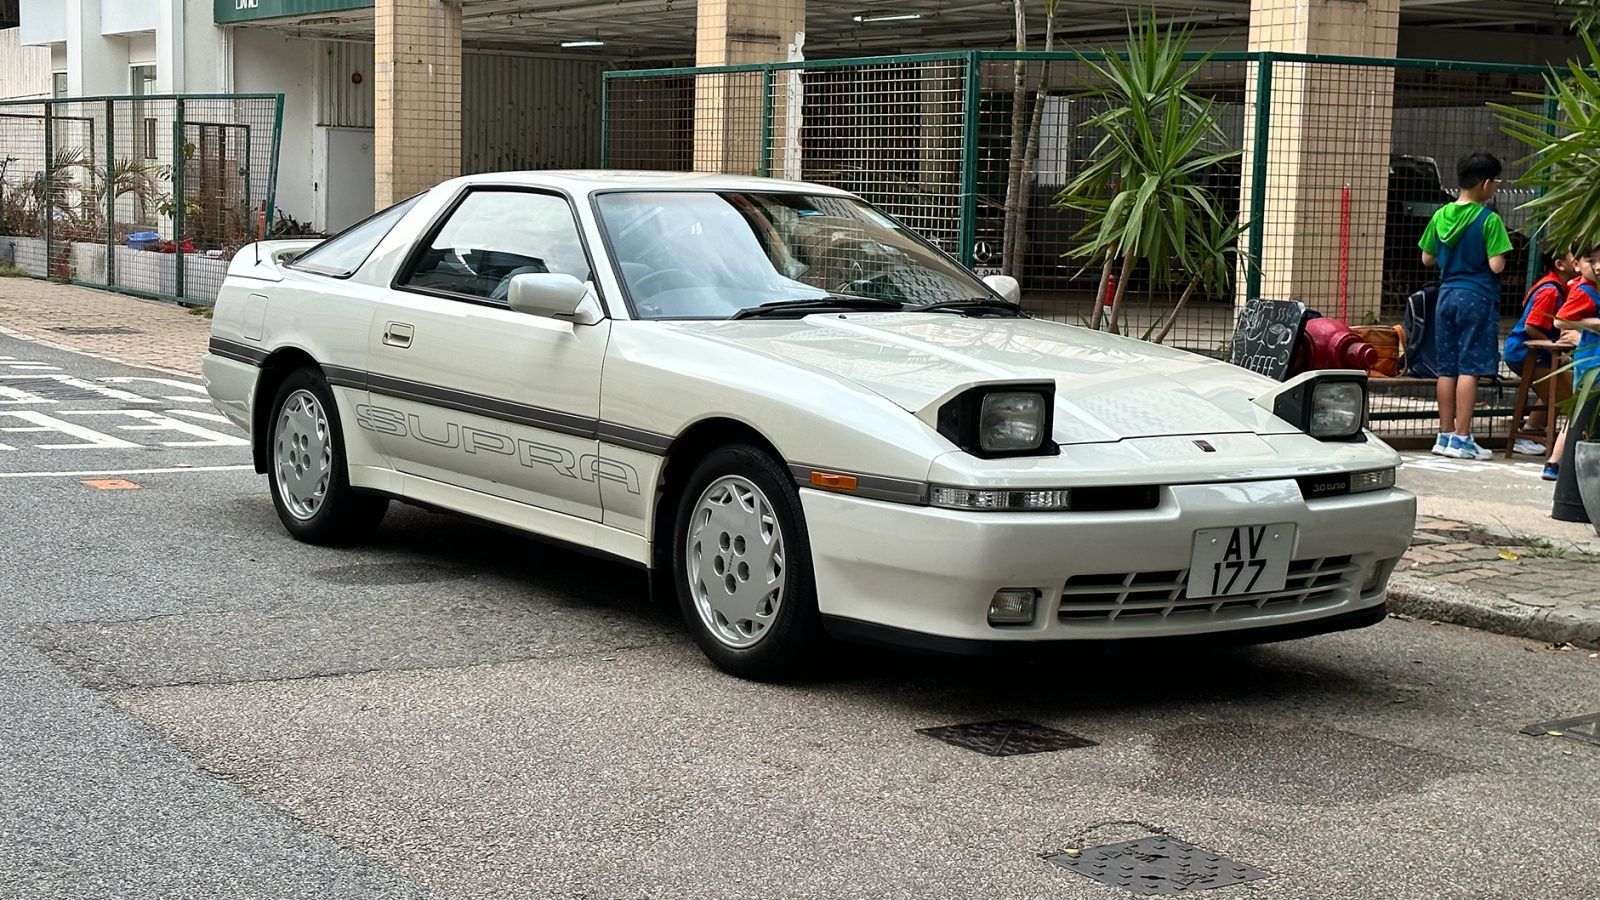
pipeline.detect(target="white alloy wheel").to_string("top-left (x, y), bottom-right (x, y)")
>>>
top-left (684, 475), bottom-right (786, 649)
top-left (273, 388), bottom-right (333, 521)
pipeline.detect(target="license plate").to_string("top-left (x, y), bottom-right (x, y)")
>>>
top-left (1187, 524), bottom-right (1296, 600)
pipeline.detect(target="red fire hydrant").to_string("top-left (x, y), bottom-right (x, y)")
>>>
top-left (1289, 316), bottom-right (1378, 377)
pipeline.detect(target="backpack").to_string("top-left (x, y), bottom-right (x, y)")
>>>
top-left (1402, 284), bottom-right (1439, 378)
top-left (1351, 325), bottom-right (1406, 377)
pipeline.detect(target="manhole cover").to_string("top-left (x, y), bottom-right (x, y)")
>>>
top-left (1047, 835), bottom-right (1267, 895)
top-left (311, 562), bottom-right (466, 586)
top-left (916, 719), bottom-right (1096, 756)
top-left (1521, 712), bottom-right (1600, 746)
top-left (50, 325), bottom-right (143, 335)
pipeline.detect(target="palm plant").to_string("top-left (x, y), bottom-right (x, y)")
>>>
top-left (1055, 15), bottom-right (1244, 336)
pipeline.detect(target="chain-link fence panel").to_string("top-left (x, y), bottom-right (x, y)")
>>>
top-left (0, 93), bottom-right (281, 306)
top-left (0, 101), bottom-right (48, 277)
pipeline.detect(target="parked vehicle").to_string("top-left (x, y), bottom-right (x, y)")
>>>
top-left (204, 171), bottom-right (1416, 679)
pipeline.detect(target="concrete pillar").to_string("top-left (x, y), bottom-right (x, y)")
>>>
top-left (374, 0), bottom-right (460, 208)
top-left (155, 0), bottom-right (184, 93)
top-left (692, 0), bottom-right (804, 174)
top-left (65, 0), bottom-right (128, 96)
top-left (1240, 0), bottom-right (1400, 322)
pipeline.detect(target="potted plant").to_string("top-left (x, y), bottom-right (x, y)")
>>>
top-left (1496, 32), bottom-right (1600, 527)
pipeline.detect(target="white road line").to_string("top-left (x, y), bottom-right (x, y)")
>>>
top-left (0, 464), bottom-right (253, 479)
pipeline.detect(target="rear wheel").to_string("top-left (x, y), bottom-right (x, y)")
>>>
top-left (266, 368), bottom-right (387, 546)
top-left (672, 443), bottom-right (822, 680)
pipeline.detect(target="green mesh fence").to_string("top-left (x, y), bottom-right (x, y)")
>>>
top-left (603, 51), bottom-right (1557, 442)
top-left (0, 93), bottom-right (283, 307)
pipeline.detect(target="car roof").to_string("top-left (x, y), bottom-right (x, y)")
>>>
top-left (442, 169), bottom-right (857, 197)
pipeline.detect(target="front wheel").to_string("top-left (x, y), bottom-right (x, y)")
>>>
top-left (672, 444), bottom-right (823, 680)
top-left (265, 368), bottom-right (388, 546)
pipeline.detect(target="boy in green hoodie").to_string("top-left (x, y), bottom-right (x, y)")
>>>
top-left (1420, 151), bottom-right (1513, 460)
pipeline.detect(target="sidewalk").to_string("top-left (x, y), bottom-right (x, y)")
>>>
top-left (3, 279), bottom-right (1597, 646)
top-left (0, 277), bottom-right (210, 374)
top-left (1392, 454), bottom-right (1600, 648)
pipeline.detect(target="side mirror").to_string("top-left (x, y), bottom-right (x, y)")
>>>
top-left (983, 273), bottom-right (1021, 305)
top-left (506, 273), bottom-right (602, 325)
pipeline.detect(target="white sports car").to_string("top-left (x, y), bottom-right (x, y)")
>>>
top-left (204, 171), bottom-right (1416, 679)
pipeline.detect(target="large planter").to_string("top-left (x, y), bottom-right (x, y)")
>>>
top-left (2, 236), bottom-right (48, 277)
top-left (111, 245), bottom-right (177, 297)
top-left (71, 242), bottom-right (107, 283)
top-left (1575, 440), bottom-right (1600, 536)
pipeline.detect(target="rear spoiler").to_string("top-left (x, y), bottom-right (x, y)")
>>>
top-left (225, 239), bottom-right (323, 283)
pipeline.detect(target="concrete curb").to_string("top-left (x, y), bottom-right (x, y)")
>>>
top-left (1386, 573), bottom-right (1600, 649)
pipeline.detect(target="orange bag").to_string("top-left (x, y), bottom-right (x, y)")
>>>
top-left (1351, 325), bottom-right (1406, 378)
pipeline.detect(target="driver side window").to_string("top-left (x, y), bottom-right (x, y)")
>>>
top-left (400, 189), bottom-right (591, 303)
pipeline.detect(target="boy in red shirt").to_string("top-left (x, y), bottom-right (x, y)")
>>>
top-left (1501, 249), bottom-right (1576, 456)
top-left (1546, 243), bottom-right (1600, 480)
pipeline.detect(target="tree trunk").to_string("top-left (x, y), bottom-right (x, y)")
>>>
top-left (1011, 2), bottom-right (1058, 283)
top-left (1153, 274), bottom-right (1202, 344)
top-left (1001, 1), bottom-right (1027, 279)
top-left (1089, 249), bottom-right (1114, 330)
top-left (1104, 246), bottom-right (1137, 334)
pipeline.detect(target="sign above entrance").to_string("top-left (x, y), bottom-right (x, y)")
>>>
top-left (214, 0), bottom-right (372, 25)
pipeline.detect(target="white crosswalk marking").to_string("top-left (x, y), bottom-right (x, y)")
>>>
top-left (0, 410), bottom-right (140, 449)
top-left (60, 409), bottom-right (248, 447)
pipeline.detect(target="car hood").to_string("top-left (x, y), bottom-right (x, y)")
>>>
top-left (677, 314), bottom-right (1295, 446)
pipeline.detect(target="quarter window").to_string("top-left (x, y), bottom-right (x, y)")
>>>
top-left (291, 195), bottom-right (422, 278)
top-left (399, 190), bottom-right (591, 303)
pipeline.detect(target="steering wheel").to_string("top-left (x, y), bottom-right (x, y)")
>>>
top-left (633, 268), bottom-right (696, 298)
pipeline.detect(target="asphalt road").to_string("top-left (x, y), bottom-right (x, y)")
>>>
top-left (3, 331), bottom-right (1599, 900)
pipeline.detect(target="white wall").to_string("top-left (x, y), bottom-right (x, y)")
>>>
top-left (233, 28), bottom-right (317, 227)
top-left (128, 32), bottom-right (156, 67)
top-left (66, 1), bottom-right (130, 96)
top-left (183, 0), bottom-right (223, 93)
top-left (0, 27), bottom-right (53, 99)
top-left (18, 0), bottom-right (66, 46)
top-left (101, 0), bottom-right (157, 36)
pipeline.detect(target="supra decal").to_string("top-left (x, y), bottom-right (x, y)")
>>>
top-left (355, 403), bottom-right (641, 494)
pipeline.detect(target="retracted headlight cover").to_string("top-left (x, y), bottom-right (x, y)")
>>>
top-left (935, 381), bottom-right (1058, 458)
top-left (1254, 370), bottom-right (1368, 440)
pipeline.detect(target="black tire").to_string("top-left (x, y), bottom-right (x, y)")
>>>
top-left (264, 368), bottom-right (388, 546)
top-left (671, 443), bottom-right (823, 680)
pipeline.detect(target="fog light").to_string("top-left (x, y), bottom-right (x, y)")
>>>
top-left (1349, 468), bottom-right (1396, 494)
top-left (988, 589), bottom-right (1039, 625)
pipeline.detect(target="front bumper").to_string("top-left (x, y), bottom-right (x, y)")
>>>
top-left (801, 478), bottom-right (1415, 645)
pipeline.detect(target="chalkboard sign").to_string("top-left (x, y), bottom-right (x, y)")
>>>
top-left (1230, 299), bottom-right (1307, 381)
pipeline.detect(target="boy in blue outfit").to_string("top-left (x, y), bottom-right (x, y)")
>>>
top-left (1420, 152), bottom-right (1514, 460)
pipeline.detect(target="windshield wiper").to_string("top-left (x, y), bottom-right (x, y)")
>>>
top-left (915, 298), bottom-right (1026, 317)
top-left (730, 296), bottom-right (905, 320)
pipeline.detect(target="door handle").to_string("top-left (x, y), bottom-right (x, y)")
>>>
top-left (382, 322), bottom-right (413, 349)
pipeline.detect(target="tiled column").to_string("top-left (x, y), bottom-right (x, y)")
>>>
top-left (1240, 0), bottom-right (1400, 322)
top-left (693, 0), bottom-right (804, 173)
top-left (374, 0), bottom-right (461, 208)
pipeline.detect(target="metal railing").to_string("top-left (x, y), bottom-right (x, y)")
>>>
top-left (0, 93), bottom-right (284, 307)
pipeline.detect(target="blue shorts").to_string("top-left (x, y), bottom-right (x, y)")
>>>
top-left (1435, 286), bottom-right (1500, 378)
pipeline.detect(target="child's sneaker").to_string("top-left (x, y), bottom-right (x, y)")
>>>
top-left (1446, 434), bottom-right (1494, 460)
top-left (1513, 438), bottom-right (1548, 456)
top-left (1543, 461), bottom-right (1560, 481)
top-left (1431, 433), bottom-right (1452, 456)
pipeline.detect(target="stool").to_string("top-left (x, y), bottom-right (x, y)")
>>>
top-left (1505, 340), bottom-right (1572, 459)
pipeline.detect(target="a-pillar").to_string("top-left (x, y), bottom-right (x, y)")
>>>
top-left (693, 0), bottom-right (804, 174)
top-left (374, 0), bottom-right (461, 209)
top-left (1239, 0), bottom-right (1400, 322)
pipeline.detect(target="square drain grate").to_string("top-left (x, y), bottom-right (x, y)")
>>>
top-left (1047, 835), bottom-right (1267, 895)
top-left (50, 325), bottom-right (142, 335)
top-left (916, 719), bottom-right (1096, 756)
top-left (1522, 712), bottom-right (1600, 747)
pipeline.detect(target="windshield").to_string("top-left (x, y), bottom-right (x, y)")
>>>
top-left (594, 191), bottom-right (992, 319)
